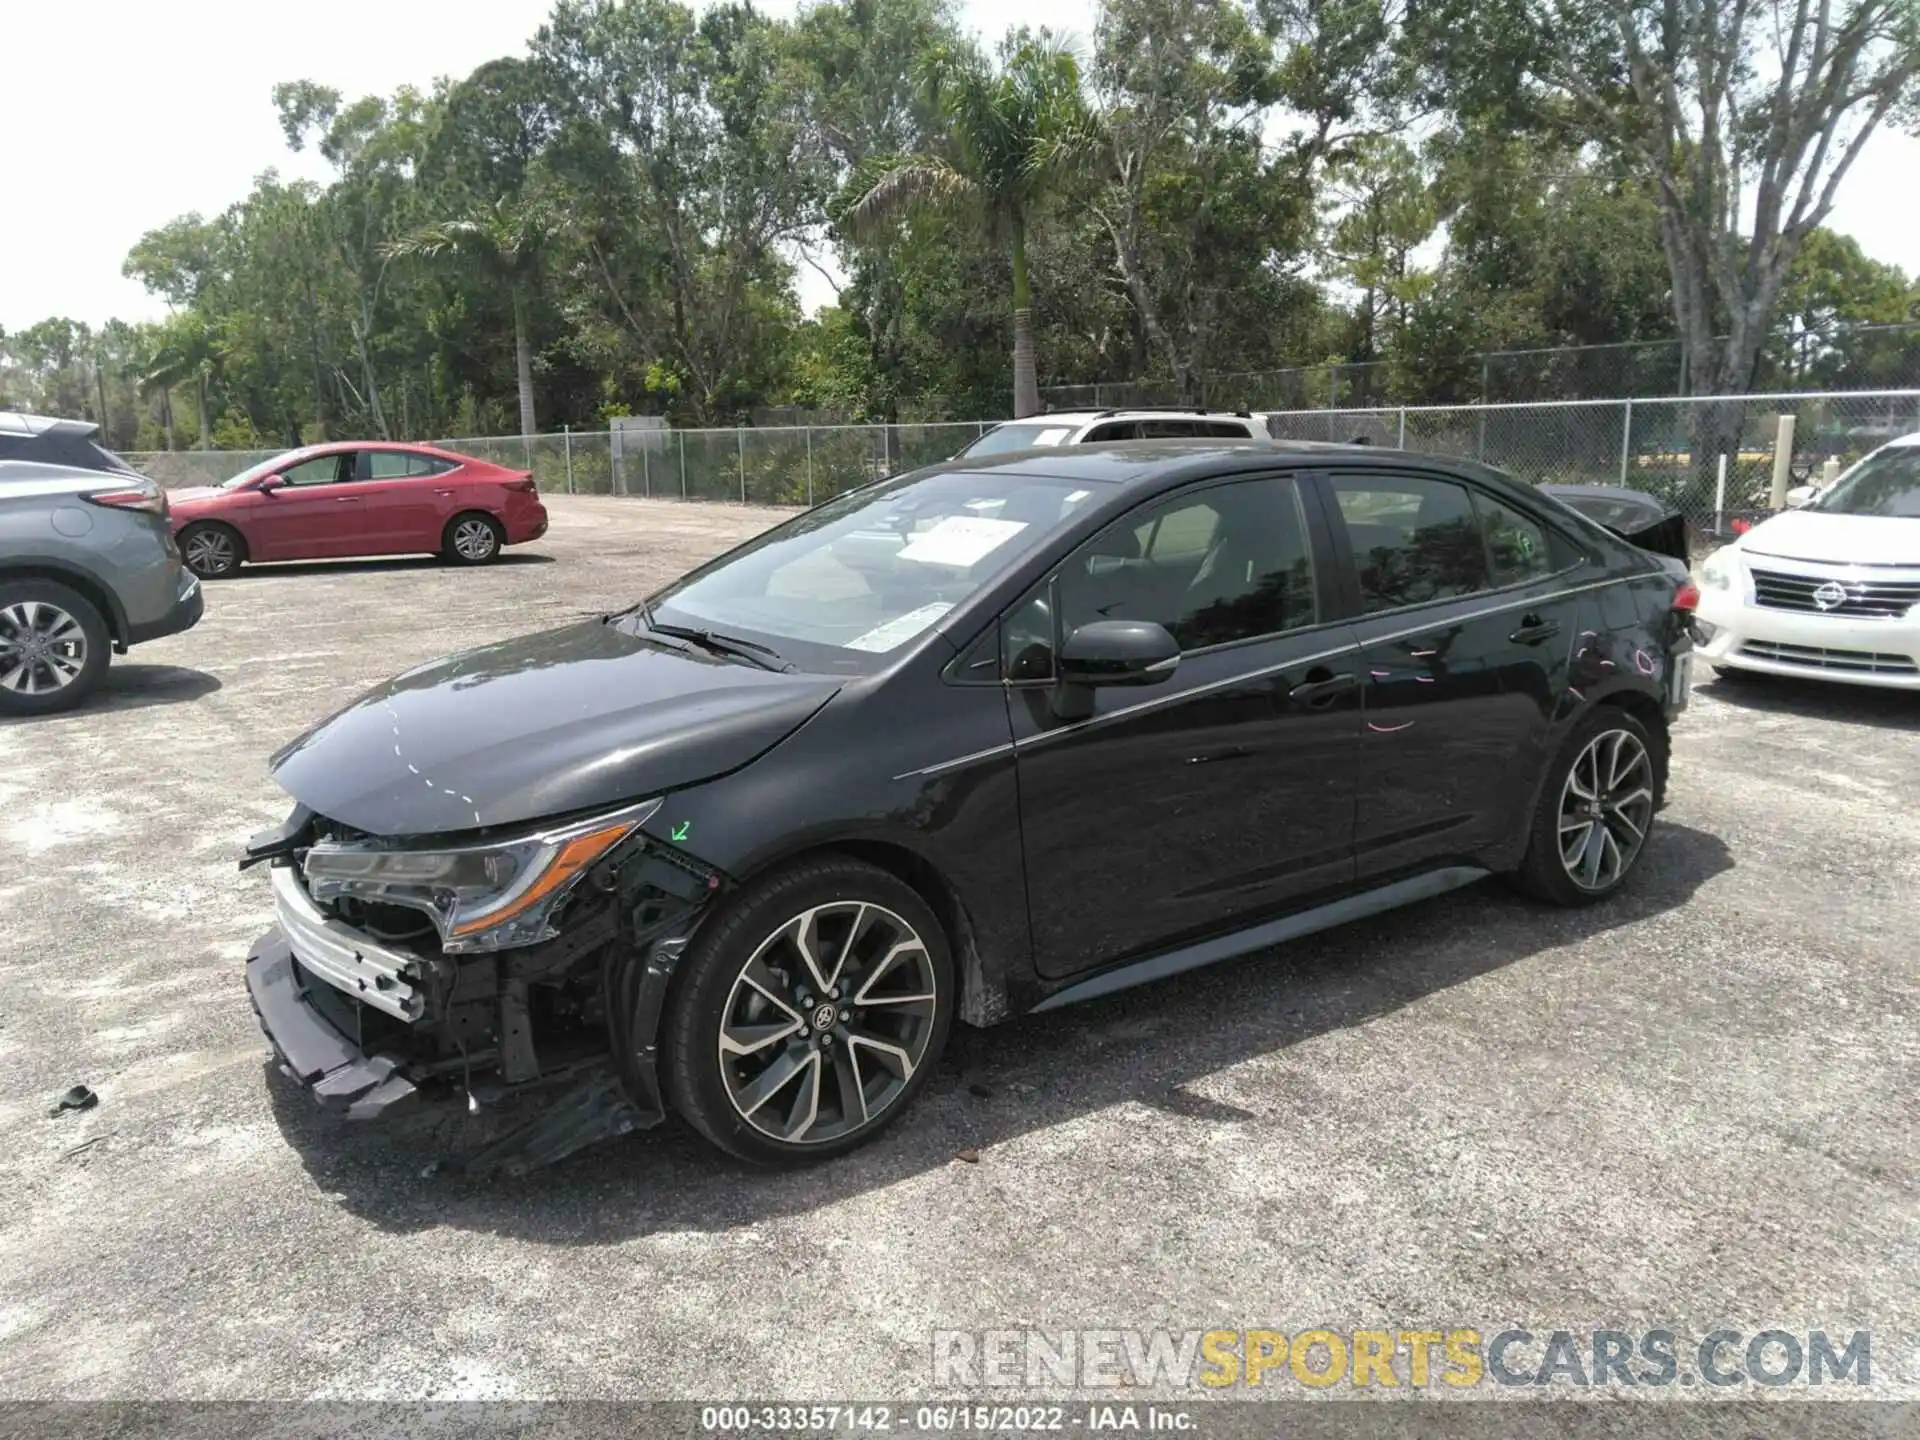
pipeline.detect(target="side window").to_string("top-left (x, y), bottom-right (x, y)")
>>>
top-left (1082, 421), bottom-right (1140, 442)
top-left (1474, 493), bottom-right (1556, 587)
top-left (365, 450), bottom-right (438, 479)
top-left (1139, 419), bottom-right (1200, 438)
top-left (1053, 478), bottom-right (1317, 659)
top-left (1330, 474), bottom-right (1490, 613)
top-left (1197, 421), bottom-right (1255, 438)
top-left (280, 455), bottom-right (346, 487)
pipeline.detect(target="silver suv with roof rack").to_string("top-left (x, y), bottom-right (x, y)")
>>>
top-left (954, 407), bottom-right (1276, 459)
top-left (0, 412), bottom-right (204, 714)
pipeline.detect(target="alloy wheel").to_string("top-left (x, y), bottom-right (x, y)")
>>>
top-left (452, 518), bottom-right (498, 561)
top-left (1557, 728), bottom-right (1654, 892)
top-left (717, 901), bottom-right (940, 1145)
top-left (184, 527), bottom-right (236, 576)
top-left (0, 601), bottom-right (88, 696)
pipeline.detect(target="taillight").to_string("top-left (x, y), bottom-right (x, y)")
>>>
top-left (84, 486), bottom-right (169, 518)
top-left (506, 473), bottom-right (537, 493)
top-left (1672, 580), bottom-right (1700, 612)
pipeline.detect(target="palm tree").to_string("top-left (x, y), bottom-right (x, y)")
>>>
top-left (848, 35), bottom-right (1099, 419)
top-left (139, 314), bottom-right (223, 451)
top-left (387, 198), bottom-right (551, 437)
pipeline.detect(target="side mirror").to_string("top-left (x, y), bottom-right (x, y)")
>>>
top-left (1058, 620), bottom-right (1179, 687)
top-left (1783, 484), bottom-right (1816, 509)
top-left (256, 475), bottom-right (286, 493)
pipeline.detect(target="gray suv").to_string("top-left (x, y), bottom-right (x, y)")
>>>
top-left (0, 412), bottom-right (204, 715)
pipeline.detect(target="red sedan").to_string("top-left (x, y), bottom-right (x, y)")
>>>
top-left (167, 442), bottom-right (549, 578)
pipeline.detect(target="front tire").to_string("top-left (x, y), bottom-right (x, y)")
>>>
top-left (0, 580), bottom-right (110, 716)
top-left (442, 512), bottom-right (504, 565)
top-left (664, 857), bottom-right (954, 1165)
top-left (1508, 708), bottom-right (1664, 906)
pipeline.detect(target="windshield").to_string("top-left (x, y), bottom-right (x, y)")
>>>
top-left (956, 423), bottom-right (1078, 457)
top-left (1813, 445), bottom-right (1920, 517)
top-left (644, 469), bottom-right (1098, 675)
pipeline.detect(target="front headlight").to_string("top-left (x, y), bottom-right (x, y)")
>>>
top-left (1699, 549), bottom-right (1740, 592)
top-left (302, 797), bottom-right (661, 953)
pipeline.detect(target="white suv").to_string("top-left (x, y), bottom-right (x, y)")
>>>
top-left (954, 408), bottom-right (1273, 459)
top-left (1695, 431), bottom-right (1920, 688)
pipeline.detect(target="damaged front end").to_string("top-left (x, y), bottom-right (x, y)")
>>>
top-left (241, 799), bottom-right (723, 1173)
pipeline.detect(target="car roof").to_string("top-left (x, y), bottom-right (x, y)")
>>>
top-left (951, 438), bottom-right (1389, 488)
top-left (993, 409), bottom-right (1261, 426)
top-left (0, 411), bottom-right (100, 439)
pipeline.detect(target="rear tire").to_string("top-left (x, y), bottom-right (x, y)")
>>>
top-left (178, 521), bottom-right (245, 578)
top-left (1507, 708), bottom-right (1665, 907)
top-left (663, 856), bottom-right (954, 1166)
top-left (0, 579), bottom-right (110, 716)
top-left (442, 512), bottom-right (504, 565)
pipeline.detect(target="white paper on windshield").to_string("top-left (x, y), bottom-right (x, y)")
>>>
top-left (897, 515), bottom-right (1029, 567)
top-left (844, 602), bottom-right (955, 653)
top-left (1029, 427), bottom-right (1072, 446)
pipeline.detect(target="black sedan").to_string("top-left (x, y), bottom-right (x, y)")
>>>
top-left (242, 441), bottom-right (1696, 1167)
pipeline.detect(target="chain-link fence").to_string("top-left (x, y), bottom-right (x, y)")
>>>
top-left (124, 421), bottom-right (990, 502)
top-left (1265, 389), bottom-right (1920, 539)
top-left (1042, 324), bottom-right (1920, 413)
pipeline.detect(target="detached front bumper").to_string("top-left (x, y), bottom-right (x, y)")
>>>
top-left (247, 929), bottom-right (419, 1119)
top-left (243, 830), bottom-right (723, 1166)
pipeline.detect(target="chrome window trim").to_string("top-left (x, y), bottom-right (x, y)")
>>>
top-left (896, 572), bottom-right (1640, 780)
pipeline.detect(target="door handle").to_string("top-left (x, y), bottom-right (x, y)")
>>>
top-left (1509, 613), bottom-right (1561, 645)
top-left (435, 488), bottom-right (455, 496)
top-left (333, 496), bottom-right (361, 504)
top-left (1288, 669), bottom-right (1356, 707)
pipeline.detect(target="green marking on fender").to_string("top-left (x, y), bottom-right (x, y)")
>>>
top-left (670, 821), bottom-right (691, 842)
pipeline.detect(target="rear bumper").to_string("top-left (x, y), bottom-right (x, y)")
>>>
top-left (125, 571), bottom-right (203, 648)
top-left (504, 501), bottom-right (549, 545)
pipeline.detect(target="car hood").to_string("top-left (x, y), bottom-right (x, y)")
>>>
top-left (1737, 510), bottom-right (1920, 567)
top-left (269, 618), bottom-right (842, 837)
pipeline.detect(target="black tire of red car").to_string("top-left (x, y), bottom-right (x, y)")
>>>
top-left (178, 521), bottom-right (246, 579)
top-left (0, 578), bottom-right (111, 717)
top-left (663, 855), bottom-right (955, 1166)
top-left (442, 512), bottom-right (504, 565)
top-left (1506, 706), bottom-right (1666, 907)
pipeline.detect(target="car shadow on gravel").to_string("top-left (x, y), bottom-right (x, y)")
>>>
top-left (266, 821), bottom-right (1734, 1241)
top-left (0, 664), bottom-right (223, 724)
top-left (1702, 670), bottom-right (1919, 730)
top-left (235, 552), bottom-right (555, 580)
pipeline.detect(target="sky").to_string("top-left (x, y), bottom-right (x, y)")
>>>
top-left (1, 0), bottom-right (1915, 335)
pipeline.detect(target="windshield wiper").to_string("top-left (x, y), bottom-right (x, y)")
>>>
top-left (635, 604), bottom-right (791, 671)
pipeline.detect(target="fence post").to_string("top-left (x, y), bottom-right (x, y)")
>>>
top-left (978, 421), bottom-right (987, 437)
top-left (524, 433), bottom-right (534, 474)
top-left (1617, 398), bottom-right (1634, 484)
top-left (883, 424), bottom-right (893, 475)
top-left (738, 427), bottom-right (747, 503)
top-left (679, 431), bottom-right (687, 499)
top-left (805, 426), bottom-right (814, 507)
top-left (1714, 453), bottom-right (1728, 536)
top-left (642, 434), bottom-right (651, 497)
top-left (1397, 408), bottom-right (1407, 448)
top-left (1769, 413), bottom-right (1797, 510)
top-left (563, 425), bottom-right (574, 495)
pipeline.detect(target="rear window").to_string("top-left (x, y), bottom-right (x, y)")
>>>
top-left (959, 424), bottom-right (1078, 457)
top-left (0, 431), bottom-right (137, 475)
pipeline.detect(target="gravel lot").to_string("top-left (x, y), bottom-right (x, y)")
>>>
top-left (0, 495), bottom-right (1915, 1404)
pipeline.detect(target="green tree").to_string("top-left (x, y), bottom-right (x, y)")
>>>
top-left (849, 33), bottom-right (1101, 417)
top-left (139, 313), bottom-right (224, 450)
top-left (388, 199), bottom-right (555, 437)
